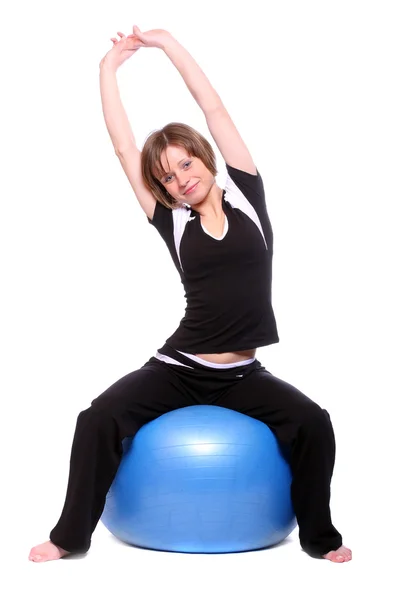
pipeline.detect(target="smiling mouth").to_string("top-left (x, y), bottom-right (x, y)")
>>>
top-left (185, 183), bottom-right (198, 195)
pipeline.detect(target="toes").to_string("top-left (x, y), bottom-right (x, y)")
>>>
top-left (29, 553), bottom-right (47, 562)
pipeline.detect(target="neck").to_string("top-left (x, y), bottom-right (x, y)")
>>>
top-left (194, 183), bottom-right (223, 218)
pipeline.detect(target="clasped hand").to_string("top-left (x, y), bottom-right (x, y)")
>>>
top-left (101, 25), bottom-right (173, 70)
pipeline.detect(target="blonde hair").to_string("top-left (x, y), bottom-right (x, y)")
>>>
top-left (141, 122), bottom-right (218, 209)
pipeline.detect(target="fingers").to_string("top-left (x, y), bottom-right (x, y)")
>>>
top-left (132, 25), bottom-right (143, 39)
top-left (110, 31), bottom-right (141, 47)
top-left (110, 32), bottom-right (128, 45)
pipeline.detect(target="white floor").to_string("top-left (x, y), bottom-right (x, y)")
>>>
top-left (7, 509), bottom-right (391, 600)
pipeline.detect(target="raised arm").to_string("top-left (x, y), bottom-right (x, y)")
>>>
top-left (133, 26), bottom-right (256, 175)
top-left (99, 33), bottom-right (156, 219)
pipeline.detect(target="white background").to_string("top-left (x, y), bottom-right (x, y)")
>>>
top-left (1, 0), bottom-right (394, 598)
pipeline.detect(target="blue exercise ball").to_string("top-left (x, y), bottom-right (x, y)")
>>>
top-left (101, 405), bottom-right (296, 553)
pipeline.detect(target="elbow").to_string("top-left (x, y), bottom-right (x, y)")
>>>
top-left (115, 142), bottom-right (137, 157)
top-left (204, 102), bottom-right (226, 118)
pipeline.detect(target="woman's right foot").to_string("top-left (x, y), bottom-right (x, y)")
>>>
top-left (29, 541), bottom-right (70, 562)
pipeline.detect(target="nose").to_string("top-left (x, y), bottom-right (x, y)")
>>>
top-left (176, 171), bottom-right (189, 184)
top-left (178, 178), bottom-right (190, 191)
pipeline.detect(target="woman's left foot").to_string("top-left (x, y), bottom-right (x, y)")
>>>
top-left (323, 544), bottom-right (352, 562)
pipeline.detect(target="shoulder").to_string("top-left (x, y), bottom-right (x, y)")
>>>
top-left (148, 200), bottom-right (192, 237)
top-left (224, 163), bottom-right (264, 200)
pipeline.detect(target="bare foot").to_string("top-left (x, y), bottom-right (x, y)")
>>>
top-left (323, 544), bottom-right (352, 563)
top-left (29, 541), bottom-right (70, 563)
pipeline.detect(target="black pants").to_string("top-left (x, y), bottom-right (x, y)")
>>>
top-left (50, 345), bottom-right (342, 557)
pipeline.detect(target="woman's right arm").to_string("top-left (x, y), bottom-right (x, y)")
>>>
top-left (99, 35), bottom-right (156, 220)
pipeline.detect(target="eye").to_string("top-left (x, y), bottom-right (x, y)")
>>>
top-left (184, 161), bottom-right (191, 168)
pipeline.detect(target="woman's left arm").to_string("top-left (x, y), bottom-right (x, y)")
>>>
top-left (133, 26), bottom-right (257, 175)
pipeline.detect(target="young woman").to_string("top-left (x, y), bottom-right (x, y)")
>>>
top-left (29, 26), bottom-right (352, 563)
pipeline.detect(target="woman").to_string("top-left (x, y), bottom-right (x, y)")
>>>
top-left (29, 26), bottom-right (351, 563)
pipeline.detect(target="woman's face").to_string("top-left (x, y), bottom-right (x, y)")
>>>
top-left (158, 145), bottom-right (215, 205)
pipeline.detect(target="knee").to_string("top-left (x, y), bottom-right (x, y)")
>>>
top-left (299, 404), bottom-right (334, 438)
top-left (76, 404), bottom-right (116, 431)
top-left (77, 399), bottom-right (141, 440)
